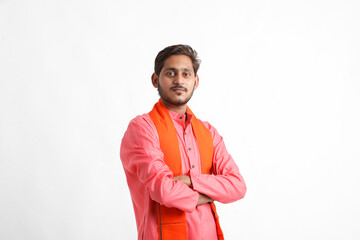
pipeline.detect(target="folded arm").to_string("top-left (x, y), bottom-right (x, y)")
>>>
top-left (189, 122), bottom-right (247, 203)
top-left (173, 175), bottom-right (213, 205)
top-left (120, 116), bottom-right (199, 212)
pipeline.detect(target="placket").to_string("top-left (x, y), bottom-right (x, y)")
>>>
top-left (183, 121), bottom-right (201, 176)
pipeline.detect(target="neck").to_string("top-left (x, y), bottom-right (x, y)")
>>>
top-left (161, 99), bottom-right (187, 114)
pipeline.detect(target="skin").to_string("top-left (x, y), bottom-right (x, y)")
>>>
top-left (152, 54), bottom-right (213, 205)
top-left (173, 175), bottom-right (213, 205)
top-left (151, 55), bottom-right (199, 114)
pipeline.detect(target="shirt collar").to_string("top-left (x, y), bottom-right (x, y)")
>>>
top-left (168, 109), bottom-right (193, 126)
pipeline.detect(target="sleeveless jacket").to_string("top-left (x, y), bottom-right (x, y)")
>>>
top-left (149, 99), bottom-right (224, 240)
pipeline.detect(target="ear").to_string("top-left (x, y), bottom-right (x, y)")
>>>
top-left (194, 75), bottom-right (199, 90)
top-left (151, 73), bottom-right (159, 88)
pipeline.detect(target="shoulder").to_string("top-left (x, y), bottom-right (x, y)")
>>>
top-left (197, 118), bottom-right (212, 131)
top-left (123, 113), bottom-right (159, 142)
top-left (120, 113), bottom-right (161, 166)
top-left (196, 117), bottom-right (221, 140)
top-left (128, 113), bottom-right (155, 129)
top-left (194, 116), bottom-right (225, 148)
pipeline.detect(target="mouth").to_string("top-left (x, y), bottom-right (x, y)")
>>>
top-left (172, 88), bottom-right (187, 95)
top-left (171, 86), bottom-right (187, 92)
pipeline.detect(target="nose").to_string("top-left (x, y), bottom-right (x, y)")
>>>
top-left (173, 74), bottom-right (184, 85)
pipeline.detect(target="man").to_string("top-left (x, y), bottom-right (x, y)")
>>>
top-left (120, 44), bottom-right (246, 240)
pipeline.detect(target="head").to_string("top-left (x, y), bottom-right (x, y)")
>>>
top-left (154, 44), bottom-right (201, 76)
top-left (152, 45), bottom-right (201, 113)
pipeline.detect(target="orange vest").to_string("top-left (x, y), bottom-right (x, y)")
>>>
top-left (149, 99), bottom-right (224, 240)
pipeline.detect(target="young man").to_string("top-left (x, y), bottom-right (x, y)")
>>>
top-left (120, 44), bottom-right (246, 240)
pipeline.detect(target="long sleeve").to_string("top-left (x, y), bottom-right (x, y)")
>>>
top-left (190, 121), bottom-right (247, 203)
top-left (120, 115), bottom-right (199, 212)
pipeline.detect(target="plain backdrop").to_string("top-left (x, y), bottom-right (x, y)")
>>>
top-left (1, 0), bottom-right (360, 239)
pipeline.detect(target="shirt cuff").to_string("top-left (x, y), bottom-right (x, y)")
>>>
top-left (189, 169), bottom-right (205, 194)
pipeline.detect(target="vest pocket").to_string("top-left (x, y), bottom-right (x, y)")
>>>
top-left (160, 222), bottom-right (187, 239)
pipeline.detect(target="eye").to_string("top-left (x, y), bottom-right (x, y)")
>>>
top-left (167, 71), bottom-right (175, 77)
top-left (184, 72), bottom-right (191, 77)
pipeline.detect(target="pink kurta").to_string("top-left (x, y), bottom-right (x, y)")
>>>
top-left (120, 109), bottom-right (246, 240)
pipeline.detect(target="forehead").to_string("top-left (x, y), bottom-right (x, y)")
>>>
top-left (162, 55), bottom-right (194, 72)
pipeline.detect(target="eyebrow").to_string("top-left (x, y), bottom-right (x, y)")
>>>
top-left (163, 67), bottom-right (193, 72)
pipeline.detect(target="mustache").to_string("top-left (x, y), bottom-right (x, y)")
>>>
top-left (170, 85), bottom-right (187, 91)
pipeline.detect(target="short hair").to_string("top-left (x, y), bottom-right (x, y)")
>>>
top-left (154, 44), bottom-right (201, 76)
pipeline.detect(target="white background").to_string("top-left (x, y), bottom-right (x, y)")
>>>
top-left (1, 0), bottom-right (360, 239)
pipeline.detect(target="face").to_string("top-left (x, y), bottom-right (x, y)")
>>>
top-left (152, 55), bottom-right (199, 109)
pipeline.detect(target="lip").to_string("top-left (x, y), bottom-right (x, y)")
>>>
top-left (172, 88), bottom-right (186, 92)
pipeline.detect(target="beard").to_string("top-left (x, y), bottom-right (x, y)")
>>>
top-left (158, 82), bottom-right (196, 106)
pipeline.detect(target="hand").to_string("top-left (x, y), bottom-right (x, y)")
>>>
top-left (197, 193), bottom-right (213, 206)
top-left (173, 175), bottom-right (192, 187)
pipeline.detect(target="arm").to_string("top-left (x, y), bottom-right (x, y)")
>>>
top-left (120, 115), bottom-right (199, 212)
top-left (189, 122), bottom-right (247, 203)
top-left (173, 175), bottom-right (214, 206)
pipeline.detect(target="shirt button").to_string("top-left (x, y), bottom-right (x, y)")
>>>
top-left (192, 165), bottom-right (195, 168)
top-left (180, 116), bottom-right (183, 119)
top-left (188, 147), bottom-right (191, 151)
